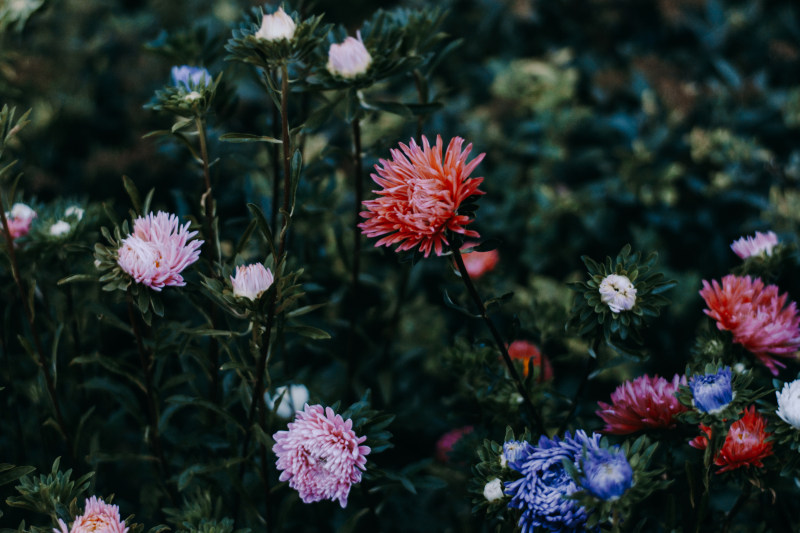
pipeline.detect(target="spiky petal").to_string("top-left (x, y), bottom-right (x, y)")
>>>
top-left (689, 406), bottom-right (773, 473)
top-left (54, 496), bottom-right (128, 533)
top-left (596, 374), bottom-right (688, 434)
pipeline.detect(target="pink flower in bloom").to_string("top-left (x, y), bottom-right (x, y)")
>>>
top-left (359, 135), bottom-right (485, 257)
top-left (117, 211), bottom-right (203, 291)
top-left (3, 202), bottom-right (36, 239)
top-left (461, 245), bottom-right (499, 279)
top-left (54, 496), bottom-right (128, 533)
top-left (435, 425), bottom-right (474, 463)
top-left (507, 340), bottom-right (554, 382)
top-left (230, 263), bottom-right (274, 301)
top-left (730, 231), bottom-right (779, 259)
top-left (596, 374), bottom-right (688, 434)
top-left (273, 404), bottom-right (370, 508)
top-left (700, 275), bottom-right (800, 375)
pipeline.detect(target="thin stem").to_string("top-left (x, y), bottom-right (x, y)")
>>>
top-left (412, 69), bottom-right (427, 140)
top-left (0, 194), bottom-right (73, 460)
top-left (555, 352), bottom-right (596, 435)
top-left (346, 117), bottom-right (363, 393)
top-left (277, 63), bottom-right (292, 260)
top-left (270, 79), bottom-right (281, 235)
top-left (450, 243), bottom-right (544, 434)
top-left (258, 398), bottom-right (273, 532)
top-left (722, 484), bottom-right (752, 533)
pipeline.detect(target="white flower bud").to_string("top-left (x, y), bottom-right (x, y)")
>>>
top-left (49, 220), bottom-right (71, 236)
top-left (598, 274), bottom-right (637, 313)
top-left (185, 91), bottom-right (202, 102)
top-left (483, 478), bottom-right (504, 502)
top-left (327, 32), bottom-right (372, 78)
top-left (256, 7), bottom-right (296, 42)
top-left (65, 205), bottom-right (84, 220)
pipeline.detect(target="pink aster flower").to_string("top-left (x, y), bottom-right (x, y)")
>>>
top-left (230, 263), bottom-right (274, 301)
top-left (435, 425), bottom-right (474, 463)
top-left (596, 374), bottom-right (688, 434)
top-left (54, 496), bottom-right (128, 533)
top-left (273, 404), bottom-right (370, 508)
top-left (730, 231), bottom-right (779, 259)
top-left (3, 202), bottom-right (36, 239)
top-left (700, 275), bottom-right (800, 375)
top-left (460, 245), bottom-right (499, 279)
top-left (359, 135), bottom-right (485, 257)
top-left (117, 211), bottom-right (203, 291)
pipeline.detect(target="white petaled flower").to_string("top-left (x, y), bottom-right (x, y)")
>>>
top-left (9, 202), bottom-right (36, 220)
top-left (184, 91), bottom-right (202, 102)
top-left (265, 384), bottom-right (310, 419)
top-left (326, 31), bottom-right (372, 79)
top-left (776, 379), bottom-right (800, 429)
top-left (598, 274), bottom-right (637, 313)
top-left (65, 205), bottom-right (84, 220)
top-left (49, 220), bottom-right (71, 236)
top-left (255, 7), bottom-right (296, 42)
top-left (730, 230), bottom-right (779, 259)
top-left (483, 478), bottom-right (504, 502)
top-left (230, 263), bottom-right (274, 301)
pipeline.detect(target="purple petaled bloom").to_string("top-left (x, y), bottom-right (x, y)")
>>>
top-left (501, 440), bottom-right (531, 467)
top-left (689, 367), bottom-right (733, 414)
top-left (580, 447), bottom-right (634, 501)
top-left (505, 430), bottom-right (601, 533)
top-left (171, 65), bottom-right (211, 90)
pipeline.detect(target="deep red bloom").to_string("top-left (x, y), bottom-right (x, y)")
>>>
top-left (689, 406), bottom-right (773, 473)
top-left (507, 340), bottom-right (554, 382)
top-left (359, 135), bottom-right (485, 257)
top-left (699, 275), bottom-right (800, 375)
top-left (596, 374), bottom-right (688, 434)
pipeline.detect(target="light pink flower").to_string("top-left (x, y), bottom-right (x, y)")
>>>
top-left (255, 7), bottom-right (296, 42)
top-left (359, 135), bottom-right (485, 257)
top-left (327, 31), bottom-right (372, 78)
top-left (730, 231), bottom-right (779, 259)
top-left (230, 263), bottom-right (274, 301)
top-left (3, 202), bottom-right (36, 239)
top-left (117, 211), bottom-right (203, 291)
top-left (596, 374), bottom-right (688, 434)
top-left (700, 275), bottom-right (800, 375)
top-left (54, 496), bottom-right (128, 533)
top-left (461, 245), bottom-right (499, 279)
top-left (273, 404), bottom-right (370, 508)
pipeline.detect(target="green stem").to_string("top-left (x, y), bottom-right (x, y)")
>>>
top-left (277, 63), bottom-right (292, 260)
top-left (450, 243), bottom-right (544, 434)
top-left (722, 484), bottom-right (752, 533)
top-left (346, 116), bottom-right (363, 393)
top-left (556, 350), bottom-right (596, 435)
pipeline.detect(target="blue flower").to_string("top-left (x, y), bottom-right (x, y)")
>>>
top-left (505, 431), bottom-right (600, 533)
top-left (501, 440), bottom-right (531, 468)
top-left (689, 366), bottom-right (733, 413)
top-left (580, 447), bottom-right (634, 501)
top-left (171, 65), bottom-right (212, 91)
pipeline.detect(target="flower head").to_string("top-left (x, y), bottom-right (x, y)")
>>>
top-left (507, 340), bottom-right (554, 381)
top-left (359, 135), bottom-right (485, 257)
top-left (65, 205), bottom-right (84, 220)
top-left (327, 31), bottom-right (372, 78)
top-left (461, 245), bottom-right (499, 279)
top-left (117, 211), bottom-right (203, 291)
top-left (4, 202), bottom-right (36, 239)
top-left (273, 404), bottom-right (370, 508)
top-left (483, 478), bottom-right (504, 502)
top-left (689, 367), bottom-right (734, 414)
top-left (256, 7), bottom-right (296, 42)
top-left (598, 273), bottom-right (637, 313)
top-left (435, 425), bottom-right (474, 463)
top-left (49, 220), bottom-right (71, 237)
top-left (265, 384), bottom-right (310, 419)
top-left (700, 275), bottom-right (800, 375)
top-left (230, 263), bottom-right (274, 301)
top-left (597, 374), bottom-right (688, 434)
top-left (505, 431), bottom-right (600, 532)
top-left (500, 439), bottom-right (530, 468)
top-left (171, 65), bottom-right (211, 91)
top-left (776, 378), bottom-right (800, 429)
top-left (689, 406), bottom-right (773, 473)
top-left (731, 230), bottom-right (779, 259)
top-left (580, 447), bottom-right (634, 501)
top-left (54, 496), bottom-right (128, 533)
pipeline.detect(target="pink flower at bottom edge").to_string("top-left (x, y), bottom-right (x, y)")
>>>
top-left (54, 496), bottom-right (128, 533)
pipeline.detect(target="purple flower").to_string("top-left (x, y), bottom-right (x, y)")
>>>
top-left (505, 431), bottom-right (600, 532)
top-left (170, 65), bottom-right (211, 91)
top-left (580, 447), bottom-right (634, 501)
top-left (689, 367), bottom-right (734, 414)
top-left (501, 439), bottom-right (531, 468)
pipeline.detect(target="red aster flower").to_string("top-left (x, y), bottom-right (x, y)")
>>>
top-left (359, 135), bottom-right (485, 257)
top-left (507, 340), bottom-right (554, 382)
top-left (596, 374), bottom-right (688, 434)
top-left (689, 406), bottom-right (773, 473)
top-left (700, 275), bottom-right (800, 375)
top-left (460, 244), bottom-right (499, 279)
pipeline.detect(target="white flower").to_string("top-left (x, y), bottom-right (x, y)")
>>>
top-left (776, 379), bottom-right (800, 429)
top-left (65, 205), bottom-right (84, 220)
top-left (184, 91), bottom-right (202, 102)
top-left (255, 7), bottom-right (296, 42)
top-left (49, 220), bottom-right (71, 236)
top-left (483, 478), bottom-right (504, 502)
top-left (598, 274), bottom-right (637, 313)
top-left (326, 32), bottom-right (372, 79)
top-left (9, 202), bottom-right (35, 221)
top-left (230, 263), bottom-right (274, 301)
top-left (265, 384), bottom-right (310, 419)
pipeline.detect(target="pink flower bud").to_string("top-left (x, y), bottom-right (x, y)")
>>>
top-left (231, 263), bottom-right (274, 301)
top-left (327, 32), bottom-right (372, 78)
top-left (256, 7), bottom-right (296, 42)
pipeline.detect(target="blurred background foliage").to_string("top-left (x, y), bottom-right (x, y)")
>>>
top-left (2, 0), bottom-right (800, 531)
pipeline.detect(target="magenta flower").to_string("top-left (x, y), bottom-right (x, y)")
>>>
top-left (117, 211), bottom-right (203, 291)
top-left (273, 404), bottom-right (370, 508)
top-left (730, 231), bottom-right (778, 259)
top-left (230, 263), bottom-right (274, 301)
top-left (435, 425), bottom-right (474, 463)
top-left (3, 202), bottom-right (36, 239)
top-left (54, 496), bottom-right (128, 533)
top-left (700, 275), bottom-right (800, 375)
top-left (596, 374), bottom-right (688, 434)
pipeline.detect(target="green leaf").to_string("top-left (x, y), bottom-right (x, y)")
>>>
top-left (0, 465), bottom-right (35, 486)
top-left (284, 325), bottom-right (331, 340)
top-left (122, 176), bottom-right (142, 214)
top-left (219, 132), bottom-right (282, 144)
top-left (246, 203), bottom-right (277, 259)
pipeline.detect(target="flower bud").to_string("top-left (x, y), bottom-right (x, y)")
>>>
top-left (231, 263), bottom-right (274, 301)
top-left (598, 273), bottom-right (637, 313)
top-left (49, 220), bottom-right (71, 237)
top-left (4, 202), bottom-right (36, 239)
top-left (327, 32), bottom-right (372, 79)
top-left (171, 65), bottom-right (211, 91)
top-left (256, 7), bottom-right (296, 42)
top-left (483, 478), bottom-right (504, 502)
top-left (65, 205), bottom-right (84, 220)
top-left (689, 367), bottom-right (734, 414)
